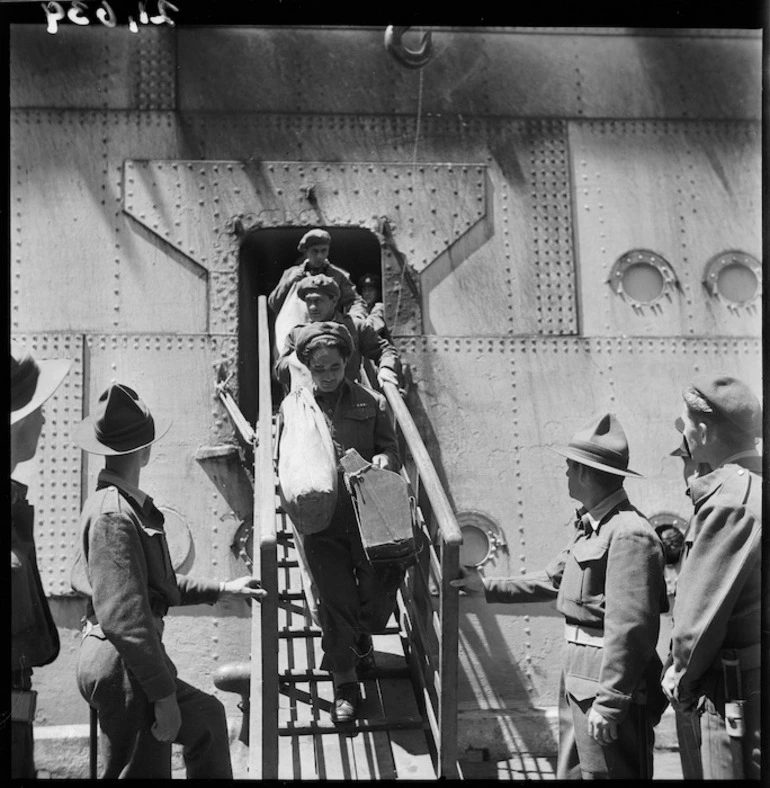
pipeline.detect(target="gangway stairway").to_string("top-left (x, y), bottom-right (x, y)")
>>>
top-left (270, 468), bottom-right (439, 780)
top-left (219, 296), bottom-right (463, 780)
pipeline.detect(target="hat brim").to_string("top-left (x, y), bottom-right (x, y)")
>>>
top-left (547, 445), bottom-right (644, 478)
top-left (11, 358), bottom-right (73, 425)
top-left (73, 416), bottom-right (173, 455)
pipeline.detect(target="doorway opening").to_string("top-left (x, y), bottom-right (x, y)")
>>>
top-left (238, 226), bottom-right (382, 424)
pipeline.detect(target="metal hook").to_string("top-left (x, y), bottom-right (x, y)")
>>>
top-left (384, 25), bottom-right (433, 69)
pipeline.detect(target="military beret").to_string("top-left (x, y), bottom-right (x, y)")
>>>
top-left (296, 274), bottom-right (341, 302)
top-left (689, 374), bottom-right (762, 437)
top-left (295, 321), bottom-right (354, 366)
top-left (298, 229), bottom-right (332, 251)
top-left (358, 274), bottom-right (381, 290)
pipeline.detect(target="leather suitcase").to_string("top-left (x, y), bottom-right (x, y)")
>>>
top-left (340, 449), bottom-right (418, 569)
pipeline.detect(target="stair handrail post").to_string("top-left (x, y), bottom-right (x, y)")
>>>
top-left (382, 381), bottom-right (461, 777)
top-left (248, 295), bottom-right (279, 779)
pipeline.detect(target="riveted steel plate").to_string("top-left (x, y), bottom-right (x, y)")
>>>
top-left (398, 334), bottom-right (760, 707)
top-left (11, 110), bottom-right (207, 333)
top-left (175, 27), bottom-right (760, 121)
top-left (82, 333), bottom-right (242, 576)
top-left (10, 25), bottom-right (175, 110)
top-left (12, 333), bottom-right (84, 597)
top-left (570, 120), bottom-right (761, 337)
top-left (123, 160), bottom-right (488, 277)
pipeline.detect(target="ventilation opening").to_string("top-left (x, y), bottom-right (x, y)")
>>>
top-left (238, 226), bottom-right (382, 424)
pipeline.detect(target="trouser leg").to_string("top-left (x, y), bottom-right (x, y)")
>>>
top-left (11, 721), bottom-right (35, 779)
top-left (569, 695), bottom-right (652, 779)
top-left (77, 629), bottom-right (172, 779)
top-left (675, 708), bottom-right (703, 779)
top-left (305, 529), bottom-right (361, 675)
top-left (174, 678), bottom-right (232, 779)
top-left (555, 674), bottom-right (581, 780)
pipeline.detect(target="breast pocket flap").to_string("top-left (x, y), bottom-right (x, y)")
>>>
top-left (571, 539), bottom-right (609, 565)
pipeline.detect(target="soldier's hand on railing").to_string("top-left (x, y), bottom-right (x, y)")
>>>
top-left (219, 577), bottom-right (268, 601)
top-left (377, 367), bottom-right (400, 390)
top-left (449, 565), bottom-right (486, 596)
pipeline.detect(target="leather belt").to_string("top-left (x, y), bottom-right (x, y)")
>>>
top-left (710, 643), bottom-right (761, 673)
top-left (564, 622), bottom-right (605, 646)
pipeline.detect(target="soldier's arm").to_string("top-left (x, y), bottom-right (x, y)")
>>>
top-left (87, 511), bottom-right (177, 702)
top-left (357, 320), bottom-right (400, 375)
top-left (482, 538), bottom-right (571, 603)
top-left (338, 275), bottom-right (368, 320)
top-left (268, 266), bottom-right (303, 314)
top-left (372, 392), bottom-right (401, 472)
top-left (671, 502), bottom-right (761, 701)
top-left (274, 328), bottom-right (299, 386)
top-left (594, 528), bottom-right (665, 723)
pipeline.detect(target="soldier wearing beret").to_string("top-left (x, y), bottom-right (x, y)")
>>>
top-left (275, 272), bottom-right (401, 392)
top-left (267, 228), bottom-right (367, 320)
top-left (357, 273), bottom-right (392, 340)
top-left (452, 413), bottom-right (668, 779)
top-left (279, 322), bottom-right (403, 724)
top-left (70, 383), bottom-right (267, 778)
top-left (661, 374), bottom-right (762, 780)
top-left (660, 419), bottom-right (712, 781)
top-left (11, 343), bottom-right (72, 779)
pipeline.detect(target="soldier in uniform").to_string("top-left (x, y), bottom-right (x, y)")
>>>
top-left (452, 413), bottom-right (668, 779)
top-left (70, 382), bottom-right (267, 778)
top-left (661, 374), bottom-right (762, 780)
top-left (268, 228), bottom-right (367, 319)
top-left (11, 343), bottom-right (72, 779)
top-left (283, 322), bottom-right (403, 724)
top-left (274, 273), bottom-right (400, 392)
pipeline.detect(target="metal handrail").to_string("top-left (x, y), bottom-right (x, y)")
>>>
top-left (381, 380), bottom-right (462, 778)
top-left (249, 295), bottom-right (279, 778)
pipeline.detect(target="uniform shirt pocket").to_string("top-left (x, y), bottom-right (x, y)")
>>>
top-left (341, 404), bottom-right (377, 457)
top-left (569, 538), bottom-right (610, 607)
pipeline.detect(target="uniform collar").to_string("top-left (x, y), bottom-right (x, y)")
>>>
top-left (717, 449), bottom-right (761, 469)
top-left (579, 487), bottom-right (629, 534)
top-left (688, 453), bottom-right (761, 507)
top-left (302, 260), bottom-right (329, 275)
top-left (97, 469), bottom-right (153, 512)
top-left (11, 478), bottom-right (28, 505)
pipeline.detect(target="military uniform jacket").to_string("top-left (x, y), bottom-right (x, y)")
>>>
top-left (309, 378), bottom-right (401, 473)
top-left (669, 453), bottom-right (762, 704)
top-left (268, 259), bottom-right (368, 319)
top-left (71, 470), bottom-right (221, 702)
top-left (485, 490), bottom-right (668, 723)
top-left (275, 312), bottom-right (400, 387)
top-left (11, 480), bottom-right (60, 675)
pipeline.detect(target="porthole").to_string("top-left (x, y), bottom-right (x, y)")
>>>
top-left (650, 513), bottom-right (688, 566)
top-left (703, 251), bottom-right (762, 306)
top-left (457, 511), bottom-right (507, 568)
top-left (608, 250), bottom-right (677, 306)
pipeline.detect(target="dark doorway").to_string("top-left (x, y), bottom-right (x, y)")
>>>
top-left (238, 226), bottom-right (382, 424)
